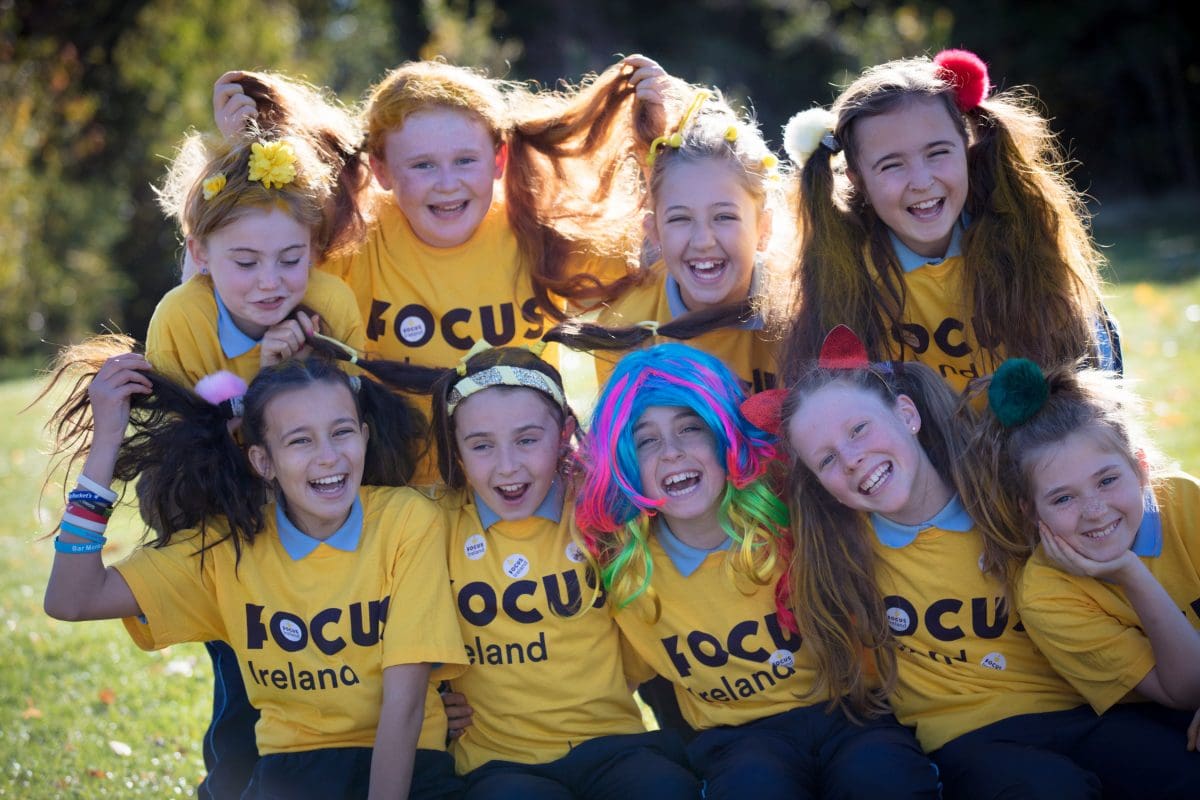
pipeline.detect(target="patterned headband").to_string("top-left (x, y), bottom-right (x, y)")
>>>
top-left (447, 365), bottom-right (566, 416)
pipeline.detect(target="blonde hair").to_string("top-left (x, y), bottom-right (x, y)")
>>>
top-left (157, 124), bottom-right (335, 253)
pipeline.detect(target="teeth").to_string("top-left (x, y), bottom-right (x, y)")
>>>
top-left (859, 463), bottom-right (890, 494)
top-left (1083, 520), bottom-right (1119, 539)
top-left (665, 471), bottom-right (699, 486)
top-left (911, 199), bottom-right (940, 210)
top-left (690, 260), bottom-right (723, 273)
top-left (312, 475), bottom-right (343, 485)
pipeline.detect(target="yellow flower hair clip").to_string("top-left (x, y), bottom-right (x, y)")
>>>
top-left (647, 90), bottom-right (712, 166)
top-left (202, 173), bottom-right (227, 200)
top-left (723, 125), bottom-right (738, 143)
top-left (248, 139), bottom-right (297, 190)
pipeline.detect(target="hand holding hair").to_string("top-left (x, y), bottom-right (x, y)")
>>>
top-left (88, 354), bottom-right (153, 449)
top-left (260, 312), bottom-right (319, 368)
top-left (213, 70), bottom-right (257, 139)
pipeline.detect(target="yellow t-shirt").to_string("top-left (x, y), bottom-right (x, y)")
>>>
top-left (443, 494), bottom-right (645, 774)
top-left (872, 515), bottom-right (1082, 752)
top-left (144, 270), bottom-right (365, 386)
top-left (613, 534), bottom-right (820, 731)
top-left (592, 265), bottom-right (780, 397)
top-left (875, 254), bottom-right (1002, 395)
top-left (115, 486), bottom-right (467, 755)
top-left (1015, 473), bottom-right (1200, 714)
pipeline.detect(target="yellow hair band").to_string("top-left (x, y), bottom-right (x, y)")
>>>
top-left (647, 90), bottom-right (712, 166)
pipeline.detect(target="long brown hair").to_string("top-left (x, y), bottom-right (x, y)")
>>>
top-left (363, 58), bottom-right (671, 320)
top-left (779, 359), bottom-right (1019, 718)
top-left (777, 56), bottom-right (1107, 382)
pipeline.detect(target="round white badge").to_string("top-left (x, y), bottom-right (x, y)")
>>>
top-left (464, 534), bottom-right (487, 560)
top-left (769, 649), bottom-right (795, 670)
top-left (565, 541), bottom-right (586, 563)
top-left (399, 316), bottom-right (427, 344)
top-left (886, 606), bottom-right (910, 633)
top-left (980, 652), bottom-right (1007, 671)
top-left (503, 554), bottom-right (531, 579)
top-left (278, 618), bottom-right (303, 643)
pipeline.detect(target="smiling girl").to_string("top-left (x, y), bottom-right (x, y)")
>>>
top-left (42, 351), bottom-right (465, 800)
top-left (576, 343), bottom-right (939, 799)
top-left (774, 49), bottom-right (1118, 392)
top-left (151, 122), bottom-right (365, 386)
top-left (546, 89), bottom-right (792, 396)
top-left (779, 326), bottom-right (1198, 799)
top-left (976, 359), bottom-right (1200, 761)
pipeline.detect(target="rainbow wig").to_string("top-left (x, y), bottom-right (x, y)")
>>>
top-left (577, 343), bottom-right (790, 615)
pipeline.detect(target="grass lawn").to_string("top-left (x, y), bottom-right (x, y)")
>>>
top-left (1, 194), bottom-right (1197, 797)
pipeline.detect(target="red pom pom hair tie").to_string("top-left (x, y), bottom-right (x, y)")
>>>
top-left (933, 49), bottom-right (991, 112)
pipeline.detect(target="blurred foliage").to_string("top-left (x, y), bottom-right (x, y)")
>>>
top-left (1, 0), bottom-right (1197, 359)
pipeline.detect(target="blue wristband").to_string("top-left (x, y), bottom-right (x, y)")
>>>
top-left (59, 521), bottom-right (107, 543)
top-left (54, 536), bottom-right (105, 554)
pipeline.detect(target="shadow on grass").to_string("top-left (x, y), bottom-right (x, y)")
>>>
top-left (1092, 191), bottom-right (1200, 285)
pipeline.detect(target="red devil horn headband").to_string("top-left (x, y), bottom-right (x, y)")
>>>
top-left (933, 49), bottom-right (991, 112)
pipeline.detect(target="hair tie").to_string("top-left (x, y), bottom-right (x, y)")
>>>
top-left (987, 358), bottom-right (1049, 427)
top-left (348, 375), bottom-right (361, 393)
top-left (933, 49), bottom-right (991, 112)
top-left (647, 90), bottom-right (712, 166)
top-left (635, 320), bottom-right (661, 337)
top-left (723, 125), bottom-right (738, 143)
top-left (311, 331), bottom-right (361, 365)
top-left (783, 107), bottom-right (840, 165)
top-left (195, 370), bottom-right (248, 419)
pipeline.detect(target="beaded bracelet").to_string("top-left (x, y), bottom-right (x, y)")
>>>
top-left (54, 536), bottom-right (106, 554)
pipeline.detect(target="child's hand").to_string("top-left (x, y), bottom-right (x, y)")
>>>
top-left (88, 354), bottom-right (152, 444)
top-left (1038, 522), bottom-right (1140, 582)
top-left (260, 312), bottom-right (318, 368)
top-left (213, 71), bottom-right (257, 139)
top-left (622, 55), bottom-right (671, 106)
top-left (441, 690), bottom-right (473, 738)
top-left (1189, 708), bottom-right (1200, 752)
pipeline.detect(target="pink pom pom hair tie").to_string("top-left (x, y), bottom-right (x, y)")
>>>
top-left (195, 370), bottom-right (249, 419)
top-left (933, 49), bottom-right (991, 112)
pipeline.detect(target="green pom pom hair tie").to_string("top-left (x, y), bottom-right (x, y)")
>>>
top-left (988, 358), bottom-right (1049, 427)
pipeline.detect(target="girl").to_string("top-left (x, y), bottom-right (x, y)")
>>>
top-left (978, 359), bottom-right (1200, 754)
top-left (548, 90), bottom-right (794, 397)
top-left (148, 117), bottom-right (370, 798)
top-left (780, 326), bottom-right (1197, 799)
top-left (41, 349), bottom-right (466, 799)
top-left (775, 49), bottom-right (1118, 392)
top-left (152, 120), bottom-right (366, 385)
top-left (343, 341), bottom-right (699, 799)
top-left (575, 342), bottom-right (939, 799)
top-left (213, 57), bottom-right (672, 360)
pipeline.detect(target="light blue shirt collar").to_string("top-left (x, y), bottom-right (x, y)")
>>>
top-left (276, 496), bottom-right (364, 561)
top-left (889, 213), bottom-right (968, 273)
top-left (664, 269), bottom-right (764, 331)
top-left (655, 517), bottom-right (731, 577)
top-left (871, 495), bottom-right (973, 549)
top-left (474, 479), bottom-right (565, 531)
top-left (1130, 487), bottom-right (1163, 558)
top-left (214, 289), bottom-right (260, 359)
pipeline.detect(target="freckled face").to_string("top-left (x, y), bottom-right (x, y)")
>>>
top-left (454, 387), bottom-right (565, 521)
top-left (850, 97), bottom-right (968, 259)
top-left (647, 159), bottom-right (769, 311)
top-left (371, 107), bottom-right (503, 249)
top-left (787, 383), bottom-right (947, 525)
top-left (190, 206), bottom-right (312, 339)
top-left (1030, 430), bottom-right (1146, 562)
